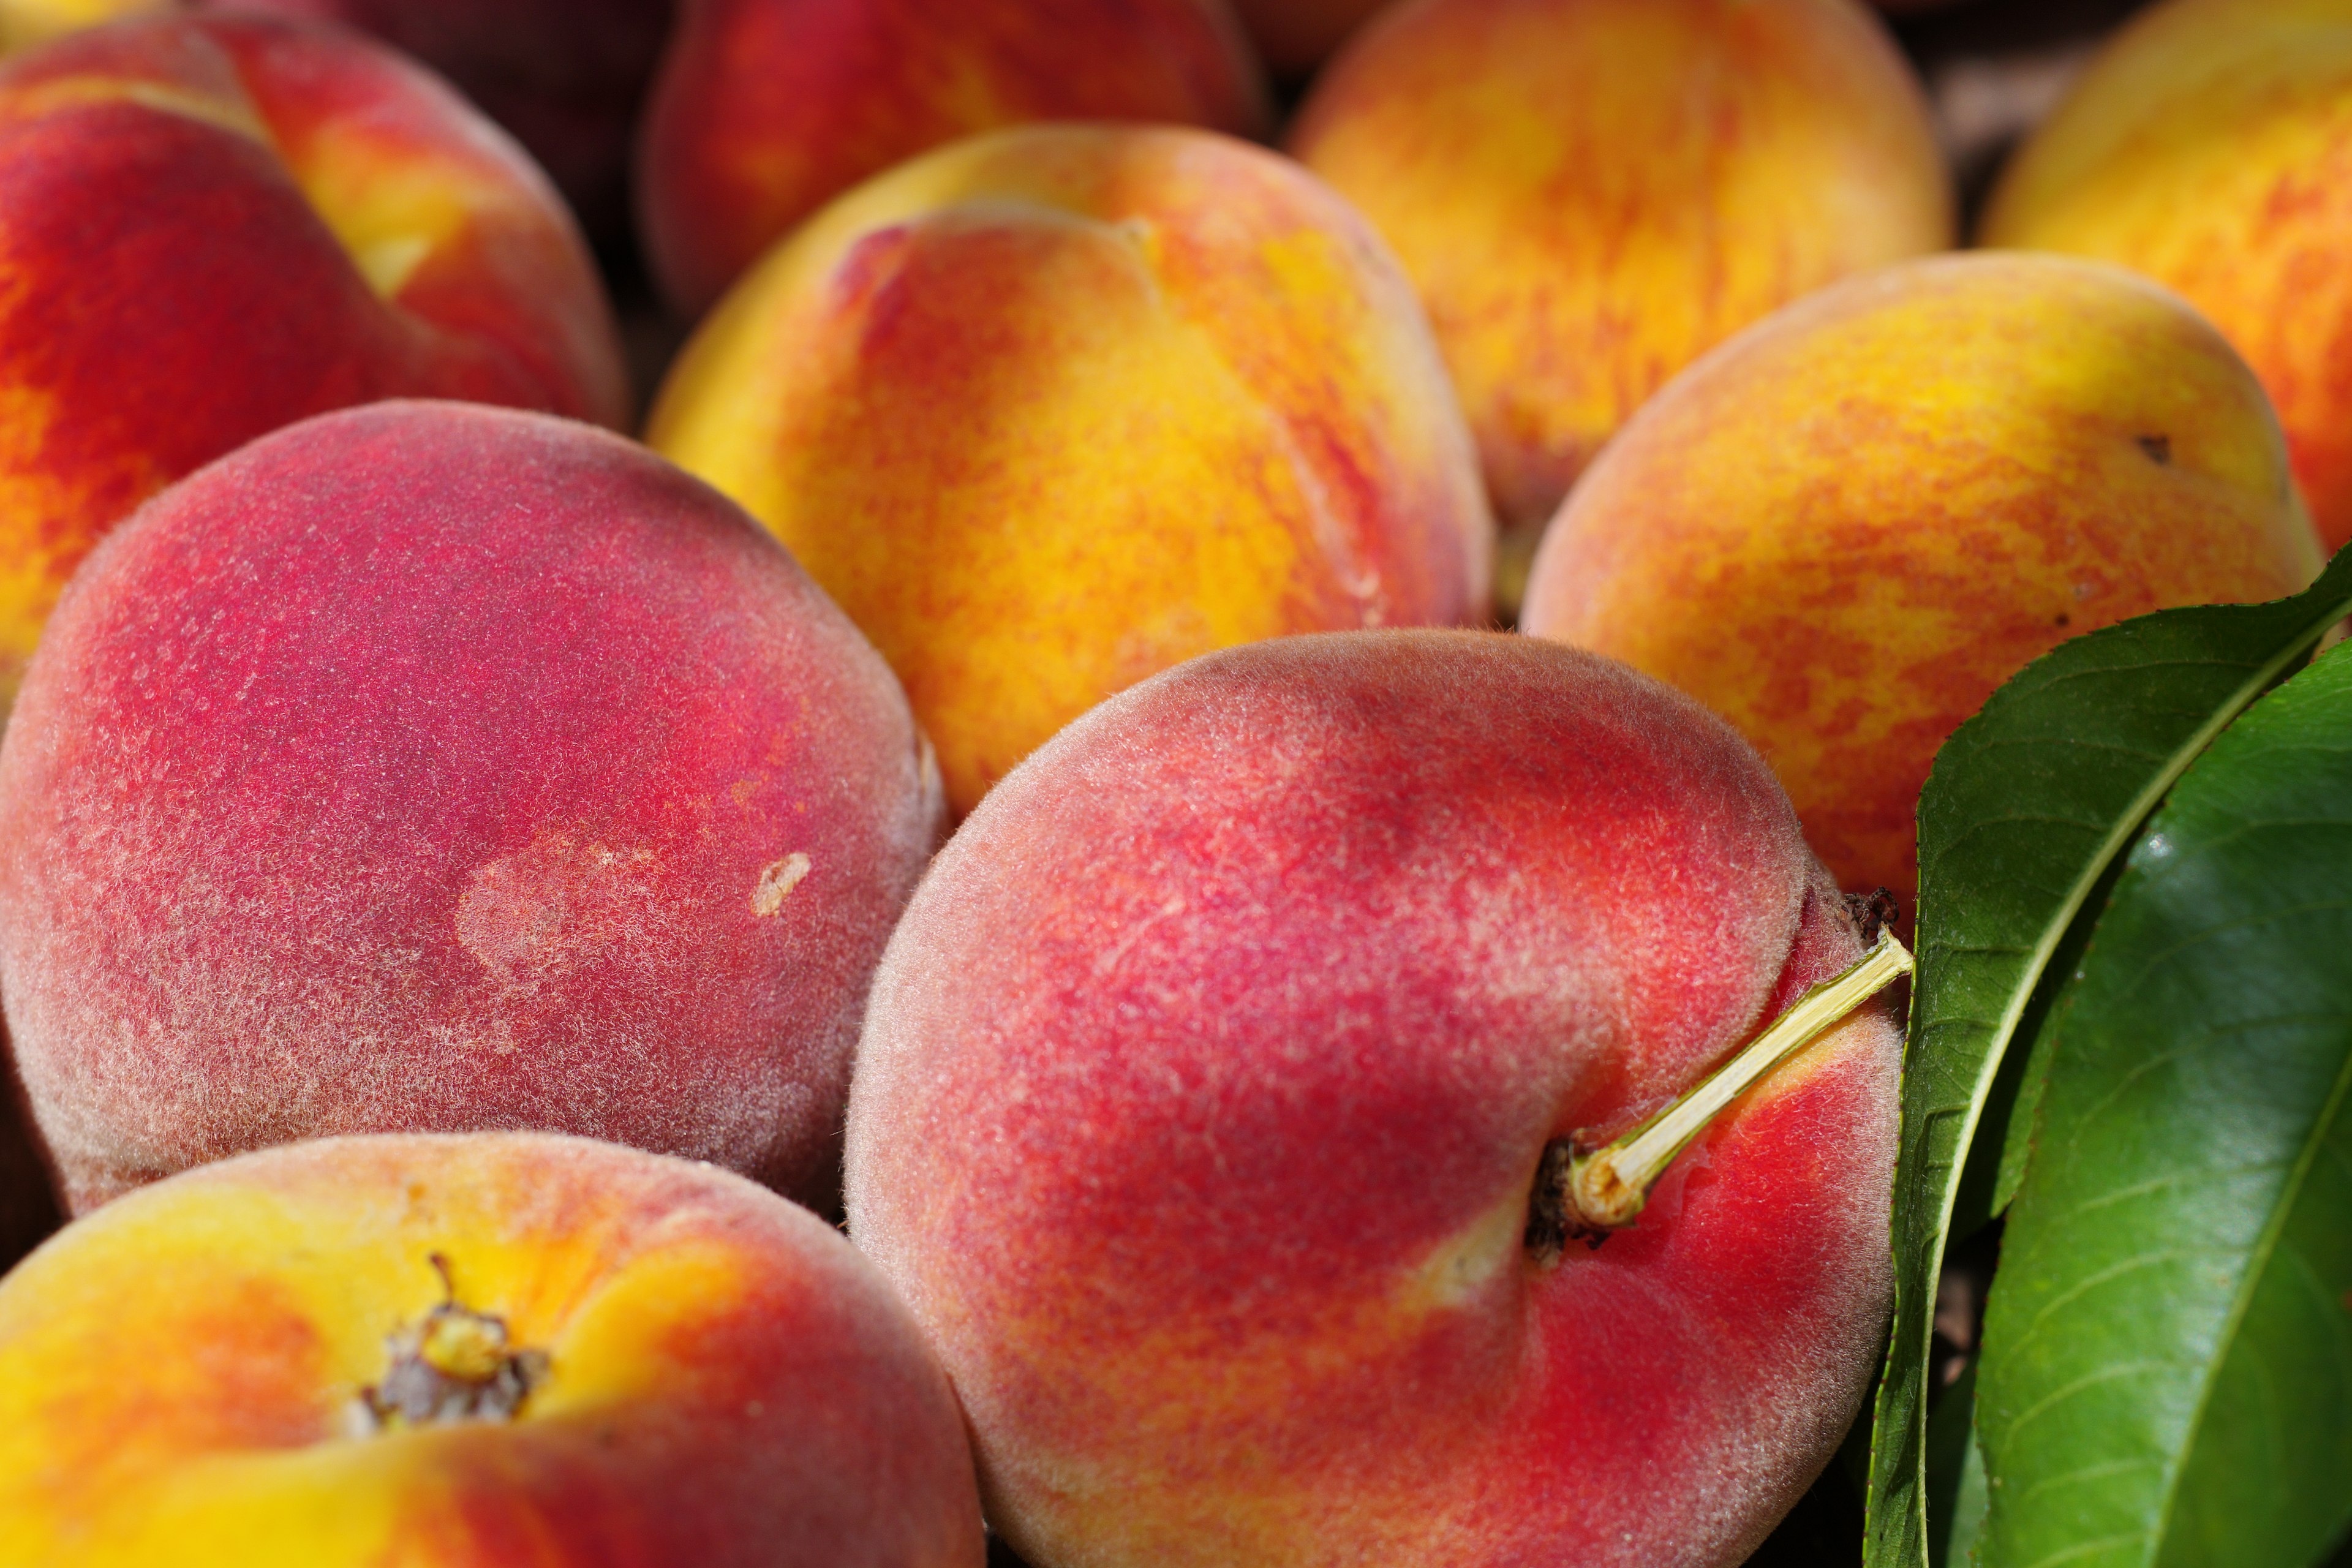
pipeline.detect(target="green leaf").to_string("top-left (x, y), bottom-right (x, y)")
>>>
top-left (1867, 546), bottom-right (2352, 1568)
top-left (1926, 1355), bottom-right (1989, 1568)
top-left (1973, 640), bottom-right (2352, 1568)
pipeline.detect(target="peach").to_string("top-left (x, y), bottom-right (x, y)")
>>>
top-left (0, 1132), bottom-right (986, 1565)
top-left (0, 401), bottom-right (942, 1216)
top-left (635, 0), bottom-right (1271, 319)
top-left (649, 124), bottom-right (1492, 816)
top-left (1981, 0), bottom-right (2352, 553)
top-left (1523, 252), bottom-right (2324, 914)
top-left (0, 15), bottom-right (627, 712)
top-left (846, 630), bottom-right (1902, 1568)
top-left (196, 0), bottom-right (677, 235)
top-left (1287, 0), bottom-right (1953, 602)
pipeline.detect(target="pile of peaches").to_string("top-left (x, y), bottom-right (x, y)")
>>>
top-left (0, 0), bottom-right (2337, 1564)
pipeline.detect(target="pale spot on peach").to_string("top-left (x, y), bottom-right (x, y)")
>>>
top-left (454, 834), bottom-right (658, 984)
top-left (750, 852), bottom-right (811, 917)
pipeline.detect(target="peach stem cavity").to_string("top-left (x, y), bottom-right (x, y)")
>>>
top-left (1529, 932), bottom-right (1914, 1259)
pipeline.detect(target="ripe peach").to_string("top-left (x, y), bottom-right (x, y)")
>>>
top-left (0, 15), bottom-right (628, 714)
top-left (1287, 0), bottom-right (1952, 600)
top-left (635, 0), bottom-right (1271, 317)
top-left (846, 630), bottom-right (1902, 1568)
top-left (0, 401), bottom-right (942, 1216)
top-left (649, 124), bottom-right (1492, 816)
top-left (1523, 253), bottom-right (2324, 914)
top-left (195, 0), bottom-right (677, 235)
top-left (0, 1132), bottom-right (986, 1565)
top-left (1981, 0), bottom-right (2352, 553)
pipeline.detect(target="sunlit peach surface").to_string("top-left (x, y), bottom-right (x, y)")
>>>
top-left (1982, 0), bottom-right (2352, 553)
top-left (1289, 0), bottom-right (1951, 543)
top-left (650, 124), bottom-right (1492, 816)
top-left (637, 0), bottom-right (1270, 315)
top-left (848, 631), bottom-right (1901, 1568)
top-left (0, 1134), bottom-right (986, 1567)
top-left (0, 0), bottom-right (164, 53)
top-left (0, 15), bottom-right (627, 710)
top-left (1524, 254), bottom-right (2324, 913)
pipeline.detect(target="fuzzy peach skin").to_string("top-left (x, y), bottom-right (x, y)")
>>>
top-left (0, 15), bottom-right (627, 712)
top-left (0, 401), bottom-right (943, 1217)
top-left (1287, 0), bottom-right (1952, 567)
top-left (846, 630), bottom-right (1902, 1568)
top-left (649, 125), bottom-right (1492, 817)
top-left (1981, 0), bottom-right (2352, 554)
top-left (197, 0), bottom-right (676, 236)
top-left (1523, 253), bottom-right (2324, 916)
top-left (0, 1132), bottom-right (987, 1567)
top-left (636, 0), bottom-right (1271, 320)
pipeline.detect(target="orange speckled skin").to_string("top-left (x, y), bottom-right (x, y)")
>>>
top-left (649, 125), bottom-right (1493, 817)
top-left (0, 402), bottom-right (943, 1216)
top-left (1982, 0), bottom-right (2352, 553)
top-left (0, 17), bottom-right (627, 713)
top-left (1523, 253), bottom-right (2325, 914)
top-left (635, 0), bottom-right (1270, 317)
top-left (846, 631), bottom-right (1901, 1568)
top-left (0, 1133), bottom-right (987, 1567)
top-left (1287, 0), bottom-right (1952, 535)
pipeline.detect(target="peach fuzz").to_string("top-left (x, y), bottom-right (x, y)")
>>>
top-left (0, 1133), bottom-right (986, 1566)
top-left (1287, 0), bottom-right (1952, 590)
top-left (635, 0), bottom-right (1271, 317)
top-left (846, 631), bottom-right (1902, 1568)
top-left (0, 401), bottom-right (943, 1217)
top-left (1523, 252), bottom-right (2324, 916)
top-left (194, 0), bottom-right (677, 235)
top-left (649, 124), bottom-right (1492, 817)
top-left (1981, 0), bottom-right (2352, 553)
top-left (0, 15), bottom-right (627, 712)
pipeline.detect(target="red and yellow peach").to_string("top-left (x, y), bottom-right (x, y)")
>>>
top-left (649, 124), bottom-right (1492, 816)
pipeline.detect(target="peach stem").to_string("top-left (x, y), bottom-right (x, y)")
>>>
top-left (1567, 932), bottom-right (1914, 1232)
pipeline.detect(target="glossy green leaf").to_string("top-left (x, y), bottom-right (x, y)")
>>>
top-left (1972, 640), bottom-right (2352, 1568)
top-left (1926, 1355), bottom-right (1988, 1568)
top-left (1867, 546), bottom-right (2352, 1568)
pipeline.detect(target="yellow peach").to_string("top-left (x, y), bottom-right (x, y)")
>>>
top-left (1522, 253), bottom-right (2324, 913)
top-left (1981, 0), bottom-right (2352, 552)
top-left (1287, 0), bottom-right (1951, 607)
top-left (649, 124), bottom-right (1491, 816)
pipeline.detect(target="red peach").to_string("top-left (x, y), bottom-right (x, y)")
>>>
top-left (635, 0), bottom-right (1272, 317)
top-left (0, 1132), bottom-right (986, 1565)
top-left (846, 630), bottom-right (1901, 1568)
top-left (0, 401), bottom-right (942, 1216)
top-left (0, 15), bottom-right (628, 711)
